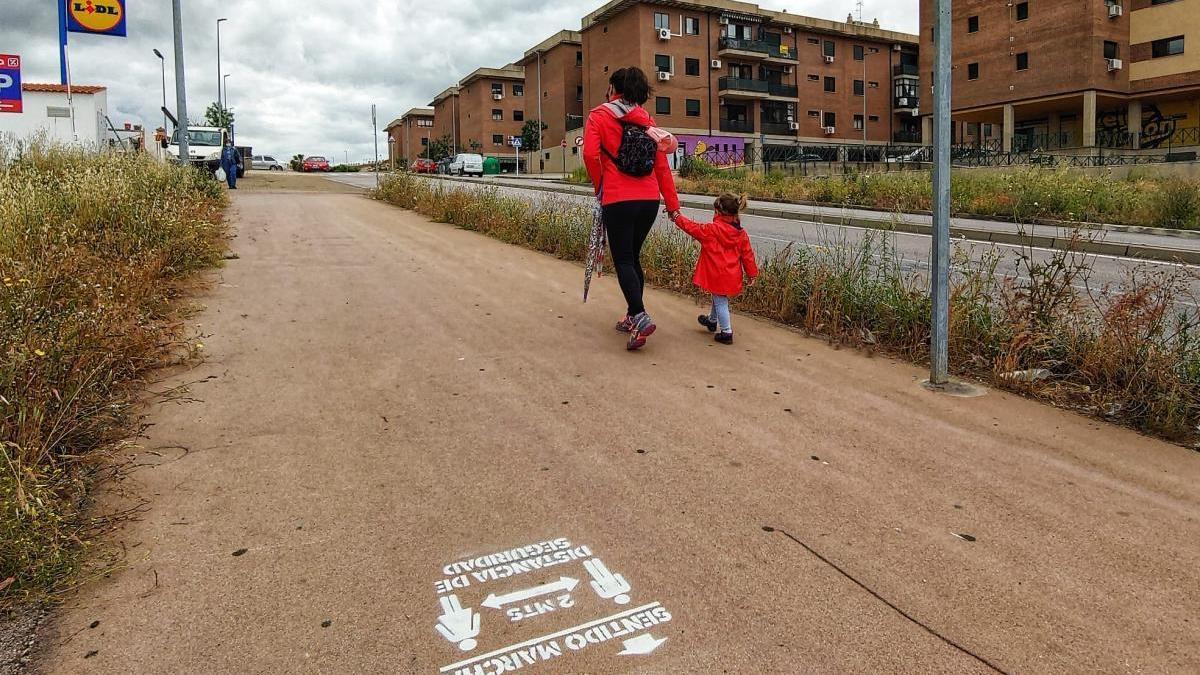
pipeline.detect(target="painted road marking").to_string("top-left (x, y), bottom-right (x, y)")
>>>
top-left (439, 602), bottom-right (672, 673)
top-left (435, 537), bottom-right (673, 671)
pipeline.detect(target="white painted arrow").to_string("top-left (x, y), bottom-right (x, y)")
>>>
top-left (618, 633), bottom-right (667, 656)
top-left (480, 576), bottom-right (579, 610)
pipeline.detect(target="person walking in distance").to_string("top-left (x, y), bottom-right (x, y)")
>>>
top-left (583, 67), bottom-right (681, 351)
top-left (220, 138), bottom-right (242, 190)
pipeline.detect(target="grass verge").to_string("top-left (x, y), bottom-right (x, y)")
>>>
top-left (568, 163), bottom-right (1200, 231)
top-left (374, 172), bottom-right (1200, 446)
top-left (1, 142), bottom-right (228, 606)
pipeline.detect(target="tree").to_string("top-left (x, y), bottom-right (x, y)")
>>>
top-left (204, 102), bottom-right (235, 131)
top-left (519, 119), bottom-right (549, 154)
top-left (427, 134), bottom-right (454, 161)
top-left (290, 153), bottom-right (304, 171)
top-left (469, 140), bottom-right (483, 153)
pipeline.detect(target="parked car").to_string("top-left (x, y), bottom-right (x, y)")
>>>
top-left (437, 157), bottom-right (454, 175)
top-left (448, 153), bottom-right (485, 177)
top-left (302, 156), bottom-right (332, 172)
top-left (885, 148), bottom-right (927, 163)
top-left (252, 154), bottom-right (285, 171)
top-left (410, 158), bottom-right (437, 174)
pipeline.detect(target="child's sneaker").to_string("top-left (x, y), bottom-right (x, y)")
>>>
top-left (615, 315), bottom-right (634, 333)
top-left (627, 312), bottom-right (657, 351)
top-left (697, 315), bottom-right (718, 332)
top-left (714, 332), bottom-right (734, 345)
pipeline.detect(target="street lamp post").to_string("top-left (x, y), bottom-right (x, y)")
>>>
top-left (153, 48), bottom-right (167, 135)
top-left (172, 0), bottom-right (189, 164)
top-left (862, 46), bottom-right (879, 162)
top-left (216, 18), bottom-right (228, 112)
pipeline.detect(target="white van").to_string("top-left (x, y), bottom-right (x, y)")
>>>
top-left (164, 126), bottom-right (227, 172)
top-left (449, 153), bottom-right (484, 177)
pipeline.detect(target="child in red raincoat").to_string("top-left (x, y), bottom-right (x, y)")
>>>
top-left (670, 194), bottom-right (759, 344)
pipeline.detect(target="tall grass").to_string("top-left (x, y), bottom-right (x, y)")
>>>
top-left (1, 142), bottom-right (227, 604)
top-left (676, 166), bottom-right (1200, 230)
top-left (374, 172), bottom-right (1199, 445)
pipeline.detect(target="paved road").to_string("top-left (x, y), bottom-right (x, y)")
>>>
top-left (330, 173), bottom-right (1200, 306)
top-left (40, 182), bottom-right (1200, 673)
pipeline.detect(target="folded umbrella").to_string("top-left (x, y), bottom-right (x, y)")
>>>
top-left (583, 197), bottom-right (607, 303)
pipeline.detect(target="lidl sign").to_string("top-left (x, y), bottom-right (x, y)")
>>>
top-left (66, 0), bottom-right (127, 37)
top-left (0, 54), bottom-right (21, 114)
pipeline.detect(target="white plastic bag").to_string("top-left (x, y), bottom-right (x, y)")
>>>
top-left (214, 167), bottom-right (227, 182)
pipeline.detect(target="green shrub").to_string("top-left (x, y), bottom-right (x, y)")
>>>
top-left (567, 166), bottom-right (591, 185)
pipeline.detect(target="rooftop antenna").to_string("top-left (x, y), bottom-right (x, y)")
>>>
top-left (856, 0), bottom-right (864, 23)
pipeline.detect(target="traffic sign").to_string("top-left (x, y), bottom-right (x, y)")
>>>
top-left (0, 54), bottom-right (22, 114)
top-left (574, 136), bottom-right (583, 147)
top-left (510, 137), bottom-right (523, 148)
top-left (560, 139), bottom-right (567, 148)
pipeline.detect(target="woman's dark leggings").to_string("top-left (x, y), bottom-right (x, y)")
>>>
top-left (602, 200), bottom-right (660, 317)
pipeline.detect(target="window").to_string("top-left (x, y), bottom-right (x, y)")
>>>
top-left (868, 81), bottom-right (879, 88)
top-left (685, 58), bottom-right (700, 76)
top-left (686, 99), bottom-right (701, 117)
top-left (854, 45), bottom-right (864, 61)
top-left (807, 38), bottom-right (820, 45)
top-left (491, 83), bottom-right (503, 95)
top-left (420, 138), bottom-right (429, 146)
top-left (982, 123), bottom-right (993, 137)
top-left (1152, 36), bottom-right (1185, 58)
top-left (492, 134), bottom-right (503, 145)
top-left (807, 74), bottom-right (820, 81)
top-left (576, 85), bottom-right (583, 101)
top-left (823, 111), bottom-right (836, 128)
top-left (853, 115), bottom-right (864, 130)
top-left (1015, 2), bottom-right (1028, 20)
top-left (967, 62), bottom-right (979, 80)
top-left (1016, 52), bottom-right (1028, 71)
top-left (853, 79), bottom-right (864, 96)
top-left (824, 76), bottom-right (836, 92)
top-left (513, 110), bottom-right (524, 122)
top-left (513, 83), bottom-right (524, 96)
top-left (492, 109), bottom-right (503, 121)
top-left (967, 16), bottom-right (978, 33)
top-left (655, 54), bottom-right (672, 73)
top-left (656, 96), bottom-right (671, 115)
top-left (685, 16), bottom-right (700, 35)
top-left (1104, 41), bottom-right (1119, 60)
top-left (576, 51), bottom-right (583, 66)
top-left (823, 40), bottom-right (835, 58)
top-left (654, 12), bottom-right (669, 30)
top-left (808, 110), bottom-right (820, 117)
top-left (868, 115), bottom-right (880, 122)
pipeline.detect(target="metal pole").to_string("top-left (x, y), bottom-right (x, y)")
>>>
top-left (154, 49), bottom-right (167, 135)
top-left (172, 0), bottom-right (189, 164)
top-left (930, 0), bottom-right (952, 384)
top-left (372, 104), bottom-right (380, 186)
top-left (537, 51), bottom-right (544, 160)
top-left (863, 49), bottom-right (867, 159)
top-left (223, 74), bottom-right (230, 111)
top-left (216, 18), bottom-right (227, 112)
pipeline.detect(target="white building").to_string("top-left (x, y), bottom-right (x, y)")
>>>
top-left (0, 83), bottom-right (108, 147)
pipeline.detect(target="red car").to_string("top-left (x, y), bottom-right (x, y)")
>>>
top-left (302, 156), bottom-right (331, 172)
top-left (410, 158), bottom-right (437, 174)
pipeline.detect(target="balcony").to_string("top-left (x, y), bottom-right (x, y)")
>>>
top-left (893, 130), bottom-right (923, 144)
top-left (893, 96), bottom-right (919, 111)
top-left (718, 76), bottom-right (769, 99)
top-left (761, 121), bottom-right (795, 136)
top-left (893, 63), bottom-right (919, 77)
top-left (719, 118), bottom-right (755, 134)
top-left (565, 114), bottom-right (584, 132)
top-left (768, 82), bottom-right (798, 99)
top-left (717, 37), bottom-right (798, 62)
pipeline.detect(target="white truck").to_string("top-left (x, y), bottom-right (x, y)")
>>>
top-left (164, 125), bottom-right (227, 173)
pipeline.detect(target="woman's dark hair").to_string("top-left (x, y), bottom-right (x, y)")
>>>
top-left (609, 67), bottom-right (651, 105)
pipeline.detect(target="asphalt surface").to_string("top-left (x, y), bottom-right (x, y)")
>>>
top-left (38, 180), bottom-right (1200, 673)
top-left (328, 173), bottom-right (1200, 306)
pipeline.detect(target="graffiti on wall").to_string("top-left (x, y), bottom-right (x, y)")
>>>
top-left (1098, 103), bottom-right (1179, 149)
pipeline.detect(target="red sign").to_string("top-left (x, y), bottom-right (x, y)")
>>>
top-left (0, 54), bottom-right (21, 114)
top-left (560, 139), bottom-right (567, 148)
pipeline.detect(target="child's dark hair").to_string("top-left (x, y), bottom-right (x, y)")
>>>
top-left (714, 193), bottom-right (748, 217)
top-left (609, 67), bottom-right (651, 105)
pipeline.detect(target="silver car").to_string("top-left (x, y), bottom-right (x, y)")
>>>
top-left (252, 154), bottom-right (285, 171)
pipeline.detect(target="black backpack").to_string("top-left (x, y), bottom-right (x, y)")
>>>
top-left (603, 121), bottom-right (658, 178)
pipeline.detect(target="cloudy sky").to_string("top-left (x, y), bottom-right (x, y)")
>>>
top-left (6, 1), bottom-right (917, 162)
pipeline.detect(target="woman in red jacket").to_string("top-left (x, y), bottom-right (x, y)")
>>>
top-left (583, 67), bottom-right (682, 351)
top-left (670, 194), bottom-right (759, 345)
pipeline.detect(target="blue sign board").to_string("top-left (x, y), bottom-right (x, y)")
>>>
top-left (0, 54), bottom-right (22, 114)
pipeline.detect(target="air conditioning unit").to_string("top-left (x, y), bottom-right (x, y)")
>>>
top-left (893, 44), bottom-right (903, 52)
top-left (824, 55), bottom-right (835, 64)
top-left (657, 27), bottom-right (671, 40)
top-left (719, 17), bottom-right (730, 25)
top-left (1107, 58), bottom-right (1123, 71)
top-left (789, 122), bottom-right (800, 131)
top-left (657, 71), bottom-right (672, 81)
top-left (911, 108), bottom-right (920, 117)
top-left (492, 93), bottom-right (504, 100)
top-left (1108, 3), bottom-right (1123, 18)
top-left (783, 27), bottom-right (793, 34)
top-left (824, 126), bottom-right (836, 135)
top-left (711, 59), bottom-right (722, 69)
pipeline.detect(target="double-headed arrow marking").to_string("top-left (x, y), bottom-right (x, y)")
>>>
top-left (480, 576), bottom-right (580, 610)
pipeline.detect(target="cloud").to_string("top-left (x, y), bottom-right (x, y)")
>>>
top-left (2, 1), bottom-right (917, 161)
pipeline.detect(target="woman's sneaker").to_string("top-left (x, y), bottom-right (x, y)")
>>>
top-left (697, 315), bottom-right (719, 332)
top-left (615, 315), bottom-right (634, 333)
top-left (714, 332), bottom-right (734, 345)
top-left (627, 312), bottom-right (657, 351)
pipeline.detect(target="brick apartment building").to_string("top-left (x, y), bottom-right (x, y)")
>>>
top-left (919, 0), bottom-right (1200, 152)
top-left (447, 65), bottom-right (527, 156)
top-left (429, 86), bottom-right (460, 152)
top-left (517, 30), bottom-right (587, 173)
top-left (385, 107), bottom-right (435, 165)
top-left (580, 0), bottom-right (921, 163)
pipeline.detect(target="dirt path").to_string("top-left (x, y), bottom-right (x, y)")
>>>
top-left (37, 183), bottom-right (1199, 674)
